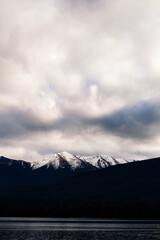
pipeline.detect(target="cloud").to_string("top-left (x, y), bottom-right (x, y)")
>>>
top-left (0, 0), bottom-right (160, 160)
top-left (86, 101), bottom-right (160, 139)
top-left (0, 107), bottom-right (53, 139)
top-left (1, 101), bottom-right (160, 142)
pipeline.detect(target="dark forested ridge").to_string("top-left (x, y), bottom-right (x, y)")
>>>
top-left (0, 157), bottom-right (160, 218)
top-left (0, 156), bottom-right (96, 185)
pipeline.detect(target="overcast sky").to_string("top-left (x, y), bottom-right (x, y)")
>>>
top-left (1, 0), bottom-right (160, 161)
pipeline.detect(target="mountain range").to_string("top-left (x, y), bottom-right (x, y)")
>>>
top-left (1, 151), bottom-right (134, 170)
top-left (0, 151), bottom-right (134, 184)
top-left (0, 152), bottom-right (160, 218)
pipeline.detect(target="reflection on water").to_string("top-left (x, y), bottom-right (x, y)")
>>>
top-left (0, 218), bottom-right (159, 240)
top-left (1, 230), bottom-right (160, 240)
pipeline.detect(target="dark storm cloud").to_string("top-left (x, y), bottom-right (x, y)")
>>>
top-left (0, 101), bottom-right (160, 141)
top-left (0, 108), bottom-right (54, 139)
top-left (0, 107), bottom-right (87, 140)
top-left (49, 101), bottom-right (160, 140)
top-left (87, 101), bottom-right (160, 139)
top-left (54, 101), bottom-right (160, 140)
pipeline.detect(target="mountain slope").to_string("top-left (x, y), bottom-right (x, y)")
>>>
top-left (32, 151), bottom-right (133, 170)
top-left (0, 157), bottom-right (159, 218)
top-left (0, 152), bottom-right (135, 185)
top-left (32, 151), bottom-right (95, 170)
top-left (0, 156), bottom-right (32, 185)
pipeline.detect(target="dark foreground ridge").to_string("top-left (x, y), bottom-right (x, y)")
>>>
top-left (0, 157), bottom-right (160, 218)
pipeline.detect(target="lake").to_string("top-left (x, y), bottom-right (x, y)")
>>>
top-left (0, 218), bottom-right (159, 240)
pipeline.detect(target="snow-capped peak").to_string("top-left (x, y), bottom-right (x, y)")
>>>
top-left (57, 151), bottom-right (85, 170)
top-left (32, 152), bottom-right (135, 171)
top-left (32, 151), bottom-right (86, 170)
top-left (79, 154), bottom-right (118, 168)
top-left (32, 153), bottom-right (61, 170)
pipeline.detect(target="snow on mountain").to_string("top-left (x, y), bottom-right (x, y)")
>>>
top-left (78, 155), bottom-right (110, 168)
top-left (32, 152), bottom-right (135, 171)
top-left (32, 154), bottom-right (60, 170)
top-left (79, 154), bottom-right (133, 168)
top-left (116, 158), bottom-right (133, 164)
top-left (0, 152), bottom-right (135, 172)
top-left (58, 151), bottom-right (86, 170)
top-left (32, 151), bottom-right (90, 170)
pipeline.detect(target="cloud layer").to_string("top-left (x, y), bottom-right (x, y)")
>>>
top-left (0, 0), bottom-right (160, 161)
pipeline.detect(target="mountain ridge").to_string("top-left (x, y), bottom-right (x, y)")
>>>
top-left (31, 151), bottom-right (135, 170)
top-left (0, 157), bottom-right (160, 218)
top-left (0, 151), bottom-right (134, 171)
top-left (0, 152), bottom-right (135, 185)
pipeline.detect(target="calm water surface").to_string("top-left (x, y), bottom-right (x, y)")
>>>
top-left (0, 218), bottom-right (159, 240)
